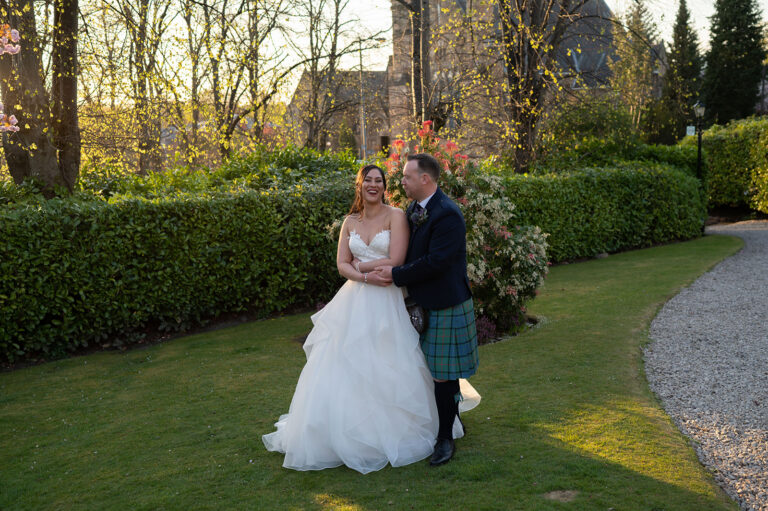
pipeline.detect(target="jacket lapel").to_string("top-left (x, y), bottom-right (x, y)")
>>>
top-left (410, 188), bottom-right (442, 242)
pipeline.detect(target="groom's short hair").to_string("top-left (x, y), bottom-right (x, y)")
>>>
top-left (407, 153), bottom-right (441, 182)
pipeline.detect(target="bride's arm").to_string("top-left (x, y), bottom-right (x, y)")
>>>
top-left (357, 209), bottom-right (408, 273)
top-left (337, 217), bottom-right (366, 282)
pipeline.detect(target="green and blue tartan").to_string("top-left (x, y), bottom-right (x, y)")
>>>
top-left (419, 298), bottom-right (479, 380)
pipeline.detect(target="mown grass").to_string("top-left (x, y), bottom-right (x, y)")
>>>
top-left (0, 234), bottom-right (743, 510)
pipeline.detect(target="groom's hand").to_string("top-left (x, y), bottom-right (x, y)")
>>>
top-left (366, 271), bottom-right (392, 287)
top-left (374, 265), bottom-right (393, 281)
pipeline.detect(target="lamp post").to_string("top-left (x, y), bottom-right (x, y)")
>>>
top-left (693, 101), bottom-right (705, 180)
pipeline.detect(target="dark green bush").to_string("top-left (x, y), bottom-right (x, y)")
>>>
top-left (1, 143), bottom-right (707, 363)
top-left (501, 165), bottom-right (706, 262)
top-left (538, 94), bottom-right (640, 162)
top-left (0, 181), bottom-right (354, 363)
top-left (681, 117), bottom-right (768, 211)
top-left (535, 139), bottom-right (699, 177)
top-left (213, 144), bottom-right (357, 184)
top-left (629, 144), bottom-right (699, 177)
top-left (75, 145), bottom-right (359, 200)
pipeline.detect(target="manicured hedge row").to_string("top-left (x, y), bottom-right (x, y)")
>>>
top-left (1, 156), bottom-right (705, 363)
top-left (0, 183), bottom-right (353, 363)
top-left (77, 145), bottom-right (358, 199)
top-left (535, 139), bottom-right (700, 178)
top-left (680, 116), bottom-right (768, 211)
top-left (502, 165), bottom-right (706, 262)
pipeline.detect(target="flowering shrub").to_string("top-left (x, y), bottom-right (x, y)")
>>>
top-left (385, 122), bottom-right (549, 338)
top-left (0, 25), bottom-right (20, 134)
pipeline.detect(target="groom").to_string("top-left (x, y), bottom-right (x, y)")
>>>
top-left (375, 153), bottom-right (479, 466)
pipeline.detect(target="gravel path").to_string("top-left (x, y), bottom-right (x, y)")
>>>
top-left (645, 220), bottom-right (768, 511)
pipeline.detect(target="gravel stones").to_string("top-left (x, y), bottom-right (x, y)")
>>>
top-left (645, 220), bottom-right (768, 511)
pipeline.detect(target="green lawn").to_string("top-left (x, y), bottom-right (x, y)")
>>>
top-left (0, 235), bottom-right (743, 511)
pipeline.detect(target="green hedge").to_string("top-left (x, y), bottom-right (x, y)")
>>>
top-left (0, 182), bottom-right (353, 363)
top-left (681, 117), bottom-right (768, 211)
top-left (76, 145), bottom-right (358, 199)
top-left (501, 165), bottom-right (706, 262)
top-left (1, 150), bottom-right (706, 363)
top-left (535, 138), bottom-right (700, 178)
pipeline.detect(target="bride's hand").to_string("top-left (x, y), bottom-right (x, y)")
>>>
top-left (366, 271), bottom-right (392, 287)
top-left (374, 265), bottom-right (393, 281)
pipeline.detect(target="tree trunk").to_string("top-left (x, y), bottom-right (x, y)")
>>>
top-left (0, 0), bottom-right (67, 195)
top-left (410, 0), bottom-right (423, 123)
top-left (52, 0), bottom-right (80, 189)
top-left (419, 0), bottom-right (431, 123)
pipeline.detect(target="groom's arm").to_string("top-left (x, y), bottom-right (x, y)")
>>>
top-left (390, 211), bottom-right (465, 287)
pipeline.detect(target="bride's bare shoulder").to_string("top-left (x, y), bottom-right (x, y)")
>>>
top-left (387, 206), bottom-right (406, 219)
top-left (344, 213), bottom-right (362, 224)
top-left (341, 214), bottom-right (358, 231)
top-left (387, 206), bottom-right (407, 230)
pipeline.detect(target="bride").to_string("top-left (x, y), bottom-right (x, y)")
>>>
top-left (262, 164), bottom-right (479, 474)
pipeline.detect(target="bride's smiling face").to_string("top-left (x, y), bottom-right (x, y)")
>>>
top-left (361, 168), bottom-right (386, 203)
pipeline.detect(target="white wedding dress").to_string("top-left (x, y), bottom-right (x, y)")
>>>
top-left (262, 229), bottom-right (480, 474)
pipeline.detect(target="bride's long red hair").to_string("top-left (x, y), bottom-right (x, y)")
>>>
top-left (348, 164), bottom-right (387, 216)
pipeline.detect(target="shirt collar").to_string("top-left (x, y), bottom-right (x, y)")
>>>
top-left (418, 191), bottom-right (436, 209)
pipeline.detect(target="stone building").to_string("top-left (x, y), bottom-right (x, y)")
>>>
top-left (286, 69), bottom-right (390, 156)
top-left (288, 0), bottom-right (621, 156)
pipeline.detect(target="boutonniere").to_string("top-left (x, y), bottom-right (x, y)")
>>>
top-left (410, 206), bottom-right (428, 228)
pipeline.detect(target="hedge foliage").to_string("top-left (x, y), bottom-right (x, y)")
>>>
top-left (681, 116), bottom-right (768, 212)
top-left (0, 183), bottom-right (353, 363)
top-left (535, 139), bottom-right (700, 178)
top-left (76, 145), bottom-right (358, 199)
top-left (1, 144), bottom-right (707, 363)
top-left (500, 165), bottom-right (706, 262)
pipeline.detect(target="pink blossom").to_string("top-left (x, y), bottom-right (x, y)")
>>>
top-left (457, 197), bottom-right (469, 206)
top-left (444, 141), bottom-right (458, 154)
top-left (10, 29), bottom-right (19, 43)
top-left (8, 114), bottom-right (17, 124)
top-left (506, 286), bottom-right (517, 296)
top-left (528, 253), bottom-right (535, 260)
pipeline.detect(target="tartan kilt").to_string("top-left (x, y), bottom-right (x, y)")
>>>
top-left (419, 298), bottom-right (479, 380)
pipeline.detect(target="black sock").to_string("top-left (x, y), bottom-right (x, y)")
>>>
top-left (435, 379), bottom-right (460, 440)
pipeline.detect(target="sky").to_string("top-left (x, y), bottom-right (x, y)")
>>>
top-left (348, 0), bottom-right (768, 72)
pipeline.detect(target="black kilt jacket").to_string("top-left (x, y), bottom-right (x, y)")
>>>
top-left (391, 187), bottom-right (472, 310)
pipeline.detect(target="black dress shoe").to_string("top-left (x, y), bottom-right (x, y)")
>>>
top-left (430, 438), bottom-right (455, 466)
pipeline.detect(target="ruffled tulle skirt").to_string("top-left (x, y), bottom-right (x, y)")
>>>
top-left (262, 280), bottom-right (479, 474)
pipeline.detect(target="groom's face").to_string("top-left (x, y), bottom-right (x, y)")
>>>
top-left (402, 160), bottom-right (425, 200)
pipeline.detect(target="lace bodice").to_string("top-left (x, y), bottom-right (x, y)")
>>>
top-left (349, 230), bottom-right (390, 263)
